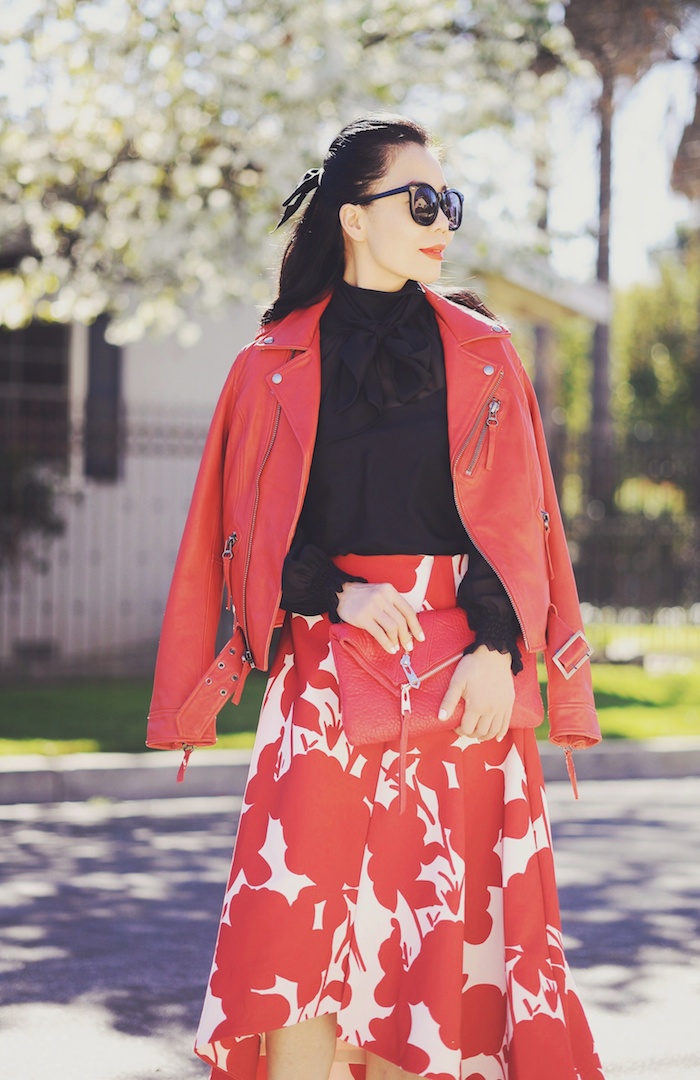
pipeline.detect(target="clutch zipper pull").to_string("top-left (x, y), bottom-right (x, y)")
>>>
top-left (398, 684), bottom-right (411, 815)
top-left (400, 653), bottom-right (421, 689)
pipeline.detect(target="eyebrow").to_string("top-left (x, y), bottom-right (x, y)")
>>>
top-left (405, 180), bottom-right (449, 191)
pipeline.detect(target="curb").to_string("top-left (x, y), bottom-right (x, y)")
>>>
top-left (1, 738), bottom-right (700, 805)
top-left (0, 749), bottom-right (253, 805)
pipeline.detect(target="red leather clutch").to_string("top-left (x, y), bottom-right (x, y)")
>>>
top-left (330, 607), bottom-right (544, 810)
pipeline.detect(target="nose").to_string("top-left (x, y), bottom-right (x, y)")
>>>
top-left (432, 208), bottom-right (452, 236)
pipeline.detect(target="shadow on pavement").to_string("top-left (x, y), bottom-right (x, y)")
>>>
top-left (1, 780), bottom-right (699, 1061)
top-left (548, 779), bottom-right (700, 1014)
top-left (0, 797), bottom-right (238, 1044)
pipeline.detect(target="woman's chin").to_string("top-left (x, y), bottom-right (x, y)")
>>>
top-left (419, 262), bottom-right (443, 285)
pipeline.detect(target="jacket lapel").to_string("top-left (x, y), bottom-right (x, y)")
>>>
top-left (266, 345), bottom-right (321, 463)
top-left (426, 294), bottom-right (508, 466)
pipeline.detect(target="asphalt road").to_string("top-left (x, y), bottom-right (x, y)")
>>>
top-left (1, 778), bottom-right (699, 1080)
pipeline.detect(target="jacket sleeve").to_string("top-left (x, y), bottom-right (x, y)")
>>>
top-left (146, 360), bottom-right (240, 750)
top-left (510, 342), bottom-right (601, 750)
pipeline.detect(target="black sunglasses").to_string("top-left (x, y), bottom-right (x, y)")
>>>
top-left (359, 182), bottom-right (464, 231)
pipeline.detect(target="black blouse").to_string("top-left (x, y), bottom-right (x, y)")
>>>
top-left (280, 280), bottom-right (522, 670)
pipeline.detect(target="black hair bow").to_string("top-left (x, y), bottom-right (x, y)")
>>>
top-left (275, 167), bottom-right (323, 229)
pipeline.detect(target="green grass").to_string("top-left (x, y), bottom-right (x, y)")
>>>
top-left (0, 662), bottom-right (698, 756)
top-left (585, 621), bottom-right (700, 659)
top-left (0, 672), bottom-right (267, 755)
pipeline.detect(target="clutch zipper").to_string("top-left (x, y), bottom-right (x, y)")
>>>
top-left (396, 648), bottom-right (463, 814)
top-left (399, 650), bottom-right (463, 714)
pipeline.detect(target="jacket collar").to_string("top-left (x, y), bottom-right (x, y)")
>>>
top-left (253, 294), bottom-right (332, 352)
top-left (253, 284), bottom-right (511, 352)
top-left (422, 287), bottom-right (512, 345)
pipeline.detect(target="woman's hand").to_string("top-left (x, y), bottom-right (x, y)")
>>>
top-left (336, 581), bottom-right (425, 655)
top-left (438, 645), bottom-right (515, 742)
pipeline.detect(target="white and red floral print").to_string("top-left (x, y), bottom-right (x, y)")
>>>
top-left (196, 555), bottom-right (605, 1080)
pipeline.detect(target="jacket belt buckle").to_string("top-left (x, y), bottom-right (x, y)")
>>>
top-left (552, 629), bottom-right (593, 680)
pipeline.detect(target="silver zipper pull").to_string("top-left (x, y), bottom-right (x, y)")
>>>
top-left (222, 532), bottom-right (238, 559)
top-left (487, 399), bottom-right (500, 425)
top-left (541, 509), bottom-right (550, 531)
top-left (400, 652), bottom-right (421, 688)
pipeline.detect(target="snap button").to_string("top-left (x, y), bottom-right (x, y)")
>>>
top-left (271, 373), bottom-right (282, 384)
top-left (491, 324), bottom-right (503, 333)
top-left (263, 335), bottom-right (274, 343)
top-left (483, 364), bottom-right (495, 375)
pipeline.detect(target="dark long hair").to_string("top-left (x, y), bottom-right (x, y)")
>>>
top-left (262, 116), bottom-right (430, 325)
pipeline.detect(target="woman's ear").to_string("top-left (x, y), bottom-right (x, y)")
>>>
top-left (339, 202), bottom-right (366, 243)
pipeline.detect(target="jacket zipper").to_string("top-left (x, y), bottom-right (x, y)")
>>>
top-left (451, 373), bottom-right (528, 650)
top-left (222, 531), bottom-right (238, 610)
top-left (466, 398), bottom-right (501, 475)
top-left (541, 509), bottom-right (555, 579)
top-left (240, 400), bottom-right (283, 666)
top-left (455, 370), bottom-right (503, 470)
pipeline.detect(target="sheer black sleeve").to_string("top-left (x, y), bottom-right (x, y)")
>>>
top-left (457, 544), bottom-right (523, 674)
top-left (281, 536), bottom-right (367, 623)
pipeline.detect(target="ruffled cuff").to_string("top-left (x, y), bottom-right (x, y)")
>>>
top-left (462, 609), bottom-right (524, 675)
top-left (281, 544), bottom-right (366, 621)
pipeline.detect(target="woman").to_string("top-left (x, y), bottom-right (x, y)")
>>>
top-left (148, 116), bottom-right (604, 1080)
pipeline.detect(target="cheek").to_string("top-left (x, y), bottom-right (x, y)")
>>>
top-left (369, 221), bottom-right (404, 262)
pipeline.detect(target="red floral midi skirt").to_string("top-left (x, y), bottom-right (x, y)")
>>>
top-left (195, 555), bottom-right (605, 1080)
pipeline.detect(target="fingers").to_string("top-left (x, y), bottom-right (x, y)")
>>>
top-left (438, 666), bottom-right (468, 722)
top-left (457, 707), bottom-right (507, 742)
top-left (366, 614), bottom-right (405, 655)
top-left (336, 582), bottom-right (424, 654)
top-left (440, 650), bottom-right (515, 742)
top-left (392, 594), bottom-right (426, 646)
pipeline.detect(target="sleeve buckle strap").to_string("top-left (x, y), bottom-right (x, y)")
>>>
top-left (552, 629), bottom-right (593, 680)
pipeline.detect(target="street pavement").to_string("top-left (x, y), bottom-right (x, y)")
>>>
top-left (1, 777), bottom-right (699, 1080)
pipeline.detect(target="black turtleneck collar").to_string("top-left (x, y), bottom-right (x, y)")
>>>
top-left (319, 279), bottom-right (443, 440)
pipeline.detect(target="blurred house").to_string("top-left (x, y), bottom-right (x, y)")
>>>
top-left (0, 305), bottom-right (258, 678)
top-left (0, 269), bottom-right (607, 680)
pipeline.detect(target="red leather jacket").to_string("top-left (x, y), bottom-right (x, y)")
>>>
top-left (147, 288), bottom-right (600, 755)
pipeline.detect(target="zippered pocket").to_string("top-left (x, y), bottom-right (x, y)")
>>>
top-left (465, 397), bottom-right (501, 476)
top-left (222, 531), bottom-right (238, 609)
top-left (540, 509), bottom-right (554, 579)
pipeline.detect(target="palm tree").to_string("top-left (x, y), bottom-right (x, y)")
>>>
top-left (671, 63), bottom-right (700, 514)
top-left (564, 0), bottom-right (689, 509)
